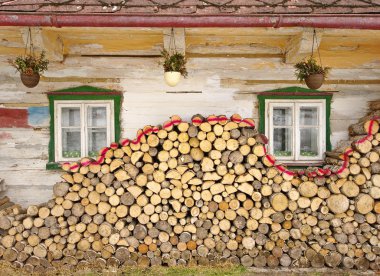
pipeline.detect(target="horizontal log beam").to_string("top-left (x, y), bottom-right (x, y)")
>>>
top-left (222, 79), bottom-right (380, 87)
top-left (285, 29), bottom-right (323, 64)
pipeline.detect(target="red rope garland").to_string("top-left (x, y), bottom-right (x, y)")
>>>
top-left (273, 116), bottom-right (379, 177)
top-left (63, 115), bottom-right (378, 177)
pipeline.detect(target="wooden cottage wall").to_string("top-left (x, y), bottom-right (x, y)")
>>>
top-left (0, 27), bottom-right (379, 206)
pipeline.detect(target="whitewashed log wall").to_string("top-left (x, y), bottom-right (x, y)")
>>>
top-left (0, 51), bottom-right (379, 206)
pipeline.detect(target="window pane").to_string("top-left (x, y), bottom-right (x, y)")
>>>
top-left (88, 128), bottom-right (107, 157)
top-left (273, 107), bottom-right (292, 126)
top-left (300, 107), bottom-right (318, 126)
top-left (300, 128), bottom-right (319, 157)
top-left (62, 129), bottom-right (81, 158)
top-left (61, 108), bottom-right (80, 127)
top-left (88, 106), bottom-right (107, 127)
top-left (273, 128), bottom-right (292, 157)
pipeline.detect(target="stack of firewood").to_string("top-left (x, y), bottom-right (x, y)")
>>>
top-left (0, 113), bottom-right (379, 273)
top-left (0, 196), bottom-right (23, 218)
top-left (325, 100), bottom-right (380, 173)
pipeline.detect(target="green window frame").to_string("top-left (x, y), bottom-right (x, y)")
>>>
top-left (46, 86), bottom-right (122, 170)
top-left (257, 86), bottom-right (333, 165)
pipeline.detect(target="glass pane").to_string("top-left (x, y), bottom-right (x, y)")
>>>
top-left (87, 106), bottom-right (107, 127)
top-left (300, 107), bottom-right (318, 126)
top-left (300, 128), bottom-right (319, 157)
top-left (61, 107), bottom-right (80, 127)
top-left (88, 128), bottom-right (107, 157)
top-left (273, 107), bottom-right (292, 126)
top-left (62, 129), bottom-right (81, 158)
top-left (273, 128), bottom-right (292, 157)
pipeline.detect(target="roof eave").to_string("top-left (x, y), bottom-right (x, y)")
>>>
top-left (0, 14), bottom-right (379, 29)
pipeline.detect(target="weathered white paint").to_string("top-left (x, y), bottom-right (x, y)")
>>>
top-left (5, 185), bottom-right (54, 207)
top-left (0, 128), bottom-right (60, 205)
top-left (0, 34), bottom-right (378, 206)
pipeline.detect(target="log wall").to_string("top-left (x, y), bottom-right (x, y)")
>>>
top-left (0, 26), bottom-right (378, 205)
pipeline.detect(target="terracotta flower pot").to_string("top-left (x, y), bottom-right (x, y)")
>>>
top-left (20, 72), bottom-right (40, 88)
top-left (164, 71), bottom-right (181, 87)
top-left (305, 73), bottom-right (324, 90)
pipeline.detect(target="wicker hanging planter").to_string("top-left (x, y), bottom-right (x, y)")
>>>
top-left (305, 73), bottom-right (324, 90)
top-left (20, 72), bottom-right (40, 88)
top-left (294, 30), bottom-right (330, 90)
top-left (8, 28), bottom-right (49, 88)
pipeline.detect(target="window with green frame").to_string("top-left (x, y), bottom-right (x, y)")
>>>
top-left (46, 86), bottom-right (122, 170)
top-left (257, 87), bottom-right (333, 165)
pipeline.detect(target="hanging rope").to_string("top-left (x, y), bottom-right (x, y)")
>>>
top-left (24, 27), bottom-right (29, 56)
top-left (311, 29), bottom-right (315, 59)
top-left (315, 30), bottom-right (323, 68)
top-left (311, 29), bottom-right (324, 67)
top-left (168, 28), bottom-right (177, 54)
top-left (24, 27), bottom-right (35, 57)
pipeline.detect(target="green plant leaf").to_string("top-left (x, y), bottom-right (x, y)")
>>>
top-left (160, 49), bottom-right (188, 77)
top-left (294, 57), bottom-right (330, 82)
top-left (8, 51), bottom-right (49, 75)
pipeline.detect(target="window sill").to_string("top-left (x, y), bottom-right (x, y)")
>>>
top-left (46, 162), bottom-right (62, 170)
top-left (280, 161), bottom-right (324, 168)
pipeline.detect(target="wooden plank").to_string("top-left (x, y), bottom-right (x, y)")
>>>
top-left (4, 185), bottom-right (54, 206)
top-left (163, 28), bottom-right (185, 55)
top-left (121, 90), bottom-right (256, 139)
top-left (0, 128), bottom-right (49, 144)
top-left (0, 146), bottom-right (48, 159)
top-left (3, 55), bottom-right (376, 80)
top-left (331, 89), bottom-right (380, 120)
top-left (0, 128), bottom-right (49, 159)
top-left (24, 27), bottom-right (65, 62)
top-left (0, 159), bottom-right (50, 171)
top-left (0, 171), bottom-right (60, 187)
top-left (0, 108), bottom-right (29, 128)
top-left (59, 27), bottom-right (165, 56)
top-left (285, 29), bottom-right (323, 64)
top-left (0, 91), bottom-right (48, 105)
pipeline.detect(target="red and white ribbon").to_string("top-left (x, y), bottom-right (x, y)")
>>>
top-left (63, 114), bottom-right (378, 178)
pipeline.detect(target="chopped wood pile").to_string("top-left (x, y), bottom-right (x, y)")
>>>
top-left (0, 111), bottom-right (379, 273)
top-left (0, 196), bottom-right (23, 218)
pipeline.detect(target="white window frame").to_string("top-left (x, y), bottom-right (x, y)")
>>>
top-left (54, 100), bottom-right (115, 162)
top-left (265, 99), bottom-right (326, 163)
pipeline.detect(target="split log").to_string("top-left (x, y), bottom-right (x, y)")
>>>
top-left (349, 120), bottom-right (379, 136)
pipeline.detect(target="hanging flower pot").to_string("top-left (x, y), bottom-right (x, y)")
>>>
top-left (294, 30), bottom-right (330, 90)
top-left (8, 28), bottom-right (49, 88)
top-left (294, 57), bottom-right (330, 90)
top-left (20, 72), bottom-right (40, 88)
top-left (164, 71), bottom-right (181, 87)
top-left (9, 52), bottom-right (48, 88)
top-left (160, 49), bottom-right (188, 87)
top-left (160, 29), bottom-right (188, 87)
top-left (305, 73), bottom-right (324, 90)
